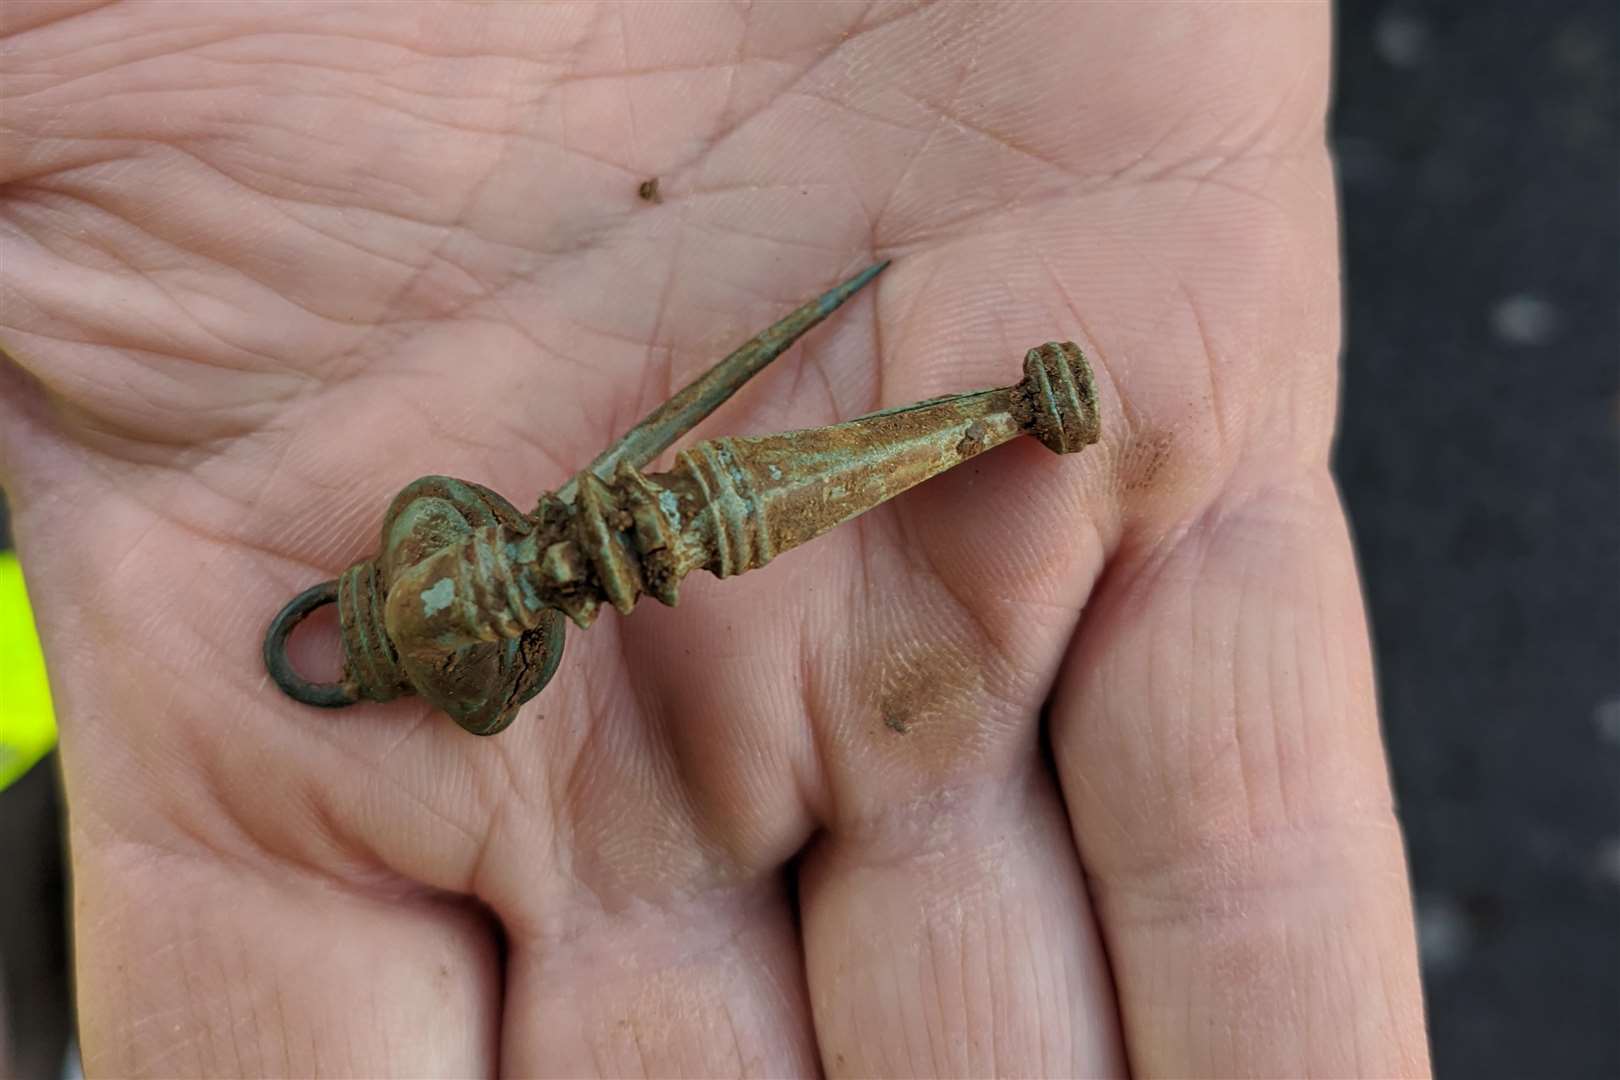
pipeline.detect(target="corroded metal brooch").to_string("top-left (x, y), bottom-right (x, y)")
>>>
top-left (264, 261), bottom-right (1100, 734)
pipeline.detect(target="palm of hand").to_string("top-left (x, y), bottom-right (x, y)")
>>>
top-left (1, 3), bottom-right (1426, 1076)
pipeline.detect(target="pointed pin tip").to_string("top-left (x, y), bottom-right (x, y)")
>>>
top-left (818, 258), bottom-right (892, 314)
top-left (852, 258), bottom-right (891, 285)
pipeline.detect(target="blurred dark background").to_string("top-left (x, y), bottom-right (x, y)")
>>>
top-left (1333, 0), bottom-right (1618, 1075)
top-left (2, 0), bottom-right (1616, 1075)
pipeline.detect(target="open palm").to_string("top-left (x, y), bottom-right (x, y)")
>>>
top-left (1, 2), bottom-right (1427, 1076)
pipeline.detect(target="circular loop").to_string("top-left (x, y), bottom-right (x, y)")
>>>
top-left (263, 580), bottom-right (361, 708)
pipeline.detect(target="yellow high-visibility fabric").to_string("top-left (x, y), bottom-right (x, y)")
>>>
top-left (0, 552), bottom-right (56, 789)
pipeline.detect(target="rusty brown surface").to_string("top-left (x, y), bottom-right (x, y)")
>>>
top-left (264, 267), bottom-right (1100, 734)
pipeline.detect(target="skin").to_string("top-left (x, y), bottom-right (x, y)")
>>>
top-left (0, 2), bottom-right (1430, 1076)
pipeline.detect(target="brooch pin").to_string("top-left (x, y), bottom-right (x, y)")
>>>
top-left (264, 261), bottom-right (1099, 733)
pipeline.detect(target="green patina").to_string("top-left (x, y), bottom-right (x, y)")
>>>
top-left (420, 578), bottom-right (456, 617)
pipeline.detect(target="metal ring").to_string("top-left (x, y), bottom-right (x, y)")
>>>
top-left (263, 579), bottom-right (361, 708)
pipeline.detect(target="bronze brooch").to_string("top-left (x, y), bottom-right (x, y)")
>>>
top-left (264, 261), bottom-right (1100, 734)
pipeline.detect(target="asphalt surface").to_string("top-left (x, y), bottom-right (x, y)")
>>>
top-left (1334, 0), bottom-right (1618, 1075)
top-left (2, 1), bottom-right (1617, 1074)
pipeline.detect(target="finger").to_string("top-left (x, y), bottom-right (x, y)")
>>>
top-left (800, 767), bottom-right (1126, 1078)
top-left (71, 841), bottom-right (499, 1076)
top-left (1052, 471), bottom-right (1430, 1076)
top-left (410, 616), bottom-right (820, 1080)
top-left (479, 660), bottom-right (821, 1077)
top-left (499, 879), bottom-right (819, 1078)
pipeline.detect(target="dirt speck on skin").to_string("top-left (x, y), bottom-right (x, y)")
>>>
top-left (1122, 429), bottom-right (1175, 492)
top-left (871, 641), bottom-right (987, 742)
top-left (637, 177), bottom-right (662, 203)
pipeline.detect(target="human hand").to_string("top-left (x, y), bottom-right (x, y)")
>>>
top-left (0, 2), bottom-right (1428, 1075)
